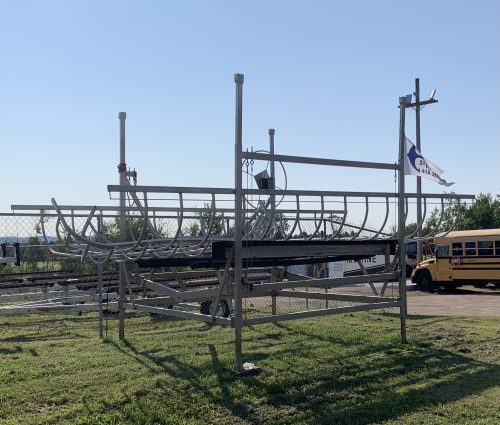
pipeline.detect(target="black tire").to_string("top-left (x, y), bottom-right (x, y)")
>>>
top-left (406, 265), bottom-right (414, 279)
top-left (416, 271), bottom-right (435, 292)
top-left (200, 300), bottom-right (211, 315)
top-left (442, 282), bottom-right (461, 291)
top-left (199, 299), bottom-right (231, 318)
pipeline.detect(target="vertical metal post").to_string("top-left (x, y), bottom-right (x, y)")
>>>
top-left (398, 97), bottom-right (408, 344)
top-left (269, 129), bottom-right (276, 218)
top-left (97, 263), bottom-right (103, 338)
top-left (415, 78), bottom-right (423, 263)
top-left (271, 268), bottom-right (277, 321)
top-left (233, 74), bottom-right (244, 373)
top-left (380, 243), bottom-right (391, 297)
top-left (118, 112), bottom-right (127, 341)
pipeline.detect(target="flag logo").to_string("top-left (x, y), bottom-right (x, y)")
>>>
top-left (404, 138), bottom-right (454, 187)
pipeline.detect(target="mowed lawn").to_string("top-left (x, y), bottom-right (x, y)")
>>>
top-left (0, 310), bottom-right (499, 425)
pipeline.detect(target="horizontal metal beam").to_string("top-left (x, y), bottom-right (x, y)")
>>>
top-left (125, 303), bottom-right (232, 326)
top-left (240, 243), bottom-right (389, 259)
top-left (0, 257), bottom-right (17, 264)
top-left (243, 189), bottom-right (475, 200)
top-left (133, 297), bottom-right (176, 306)
top-left (0, 302), bottom-right (118, 315)
top-left (405, 98), bottom-right (438, 109)
top-left (275, 290), bottom-right (396, 303)
top-left (242, 151), bottom-right (398, 170)
top-left (34, 187), bottom-right (473, 202)
top-left (107, 186), bottom-right (474, 201)
top-left (241, 300), bottom-right (400, 325)
top-left (143, 279), bottom-right (181, 299)
top-left (108, 185), bottom-right (235, 195)
top-left (146, 267), bottom-right (272, 280)
top-left (6, 208), bottom-right (345, 219)
top-left (249, 272), bottom-right (399, 293)
top-left (10, 205), bottom-right (232, 214)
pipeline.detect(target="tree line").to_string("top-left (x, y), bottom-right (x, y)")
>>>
top-left (406, 192), bottom-right (500, 236)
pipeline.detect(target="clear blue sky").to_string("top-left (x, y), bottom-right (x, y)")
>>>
top-left (1, 0), bottom-right (499, 215)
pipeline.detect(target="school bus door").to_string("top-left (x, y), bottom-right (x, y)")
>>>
top-left (435, 244), bottom-right (452, 281)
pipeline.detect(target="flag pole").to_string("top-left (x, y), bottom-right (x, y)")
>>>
top-left (398, 96), bottom-right (407, 344)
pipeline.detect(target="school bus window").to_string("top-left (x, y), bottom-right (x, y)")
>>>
top-left (465, 241), bottom-right (477, 256)
top-left (406, 242), bottom-right (417, 259)
top-left (478, 241), bottom-right (494, 256)
top-left (495, 240), bottom-right (500, 256)
top-left (436, 245), bottom-right (449, 257)
top-left (452, 242), bottom-right (463, 256)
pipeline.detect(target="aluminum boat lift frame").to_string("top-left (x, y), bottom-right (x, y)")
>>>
top-left (10, 74), bottom-right (474, 374)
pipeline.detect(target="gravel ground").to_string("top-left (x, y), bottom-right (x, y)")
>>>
top-left (407, 284), bottom-right (500, 317)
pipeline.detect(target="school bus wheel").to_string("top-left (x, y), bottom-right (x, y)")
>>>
top-left (415, 271), bottom-right (435, 292)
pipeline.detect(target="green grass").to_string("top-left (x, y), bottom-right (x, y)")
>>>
top-left (0, 311), bottom-right (499, 425)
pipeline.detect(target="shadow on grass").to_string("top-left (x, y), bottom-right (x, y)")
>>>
top-left (0, 345), bottom-right (22, 354)
top-left (381, 312), bottom-right (459, 322)
top-left (108, 321), bottom-right (500, 425)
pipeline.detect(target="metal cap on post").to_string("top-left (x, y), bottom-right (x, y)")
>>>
top-left (234, 73), bottom-right (244, 85)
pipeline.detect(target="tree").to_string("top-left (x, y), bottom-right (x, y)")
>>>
top-left (459, 193), bottom-right (500, 230)
top-left (404, 222), bottom-right (418, 237)
top-left (102, 216), bottom-right (168, 242)
top-left (196, 204), bottom-right (226, 236)
top-left (183, 203), bottom-right (227, 237)
top-left (424, 193), bottom-right (500, 234)
top-left (183, 221), bottom-right (200, 237)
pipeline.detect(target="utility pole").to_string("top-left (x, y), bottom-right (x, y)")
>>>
top-left (411, 78), bottom-right (438, 263)
top-left (415, 78), bottom-right (423, 263)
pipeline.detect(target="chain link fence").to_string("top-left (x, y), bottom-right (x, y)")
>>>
top-left (241, 262), bottom-right (399, 319)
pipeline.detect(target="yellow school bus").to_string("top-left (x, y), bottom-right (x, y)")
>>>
top-left (411, 229), bottom-right (500, 291)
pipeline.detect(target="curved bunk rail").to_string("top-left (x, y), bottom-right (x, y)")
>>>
top-left (328, 196), bottom-right (348, 240)
top-left (370, 197), bottom-right (390, 240)
top-left (349, 197), bottom-right (369, 240)
top-left (423, 198), bottom-right (446, 238)
top-left (283, 196), bottom-right (301, 241)
top-left (17, 188), bottom-right (475, 267)
top-left (435, 198), bottom-right (463, 238)
top-left (405, 197), bottom-right (428, 240)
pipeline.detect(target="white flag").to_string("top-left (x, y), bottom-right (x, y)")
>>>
top-left (404, 138), bottom-right (454, 187)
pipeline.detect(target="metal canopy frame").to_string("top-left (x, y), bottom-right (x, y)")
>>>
top-left (8, 74), bottom-right (475, 374)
